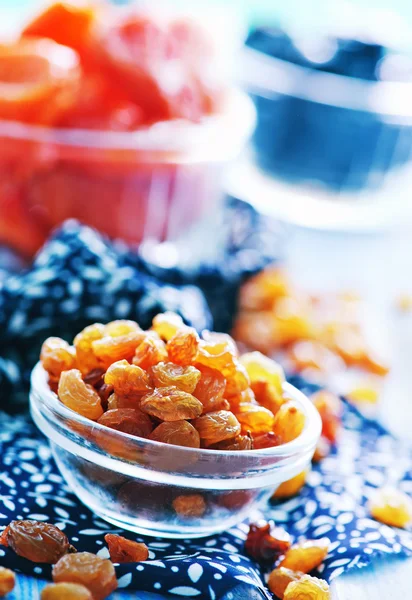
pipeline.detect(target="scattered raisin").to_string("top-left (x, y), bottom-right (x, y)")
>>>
top-left (41, 337), bottom-right (76, 381)
top-left (58, 370), bottom-right (103, 421)
top-left (279, 539), bottom-right (329, 572)
top-left (192, 365), bottom-right (227, 413)
top-left (172, 494), bottom-right (206, 518)
top-left (104, 534), bottom-right (148, 563)
top-left (133, 333), bottom-right (168, 370)
top-left (4, 520), bottom-right (73, 564)
top-left (235, 403), bottom-right (275, 435)
top-left (0, 566), bottom-right (15, 597)
top-left (151, 362), bottom-right (201, 393)
top-left (272, 471), bottom-right (307, 500)
top-left (245, 521), bottom-right (291, 563)
top-left (152, 312), bottom-right (184, 341)
top-left (41, 582), bottom-right (93, 600)
top-left (52, 552), bottom-right (117, 600)
top-left (97, 409), bottom-right (153, 438)
top-left (311, 390), bottom-right (342, 444)
top-left (369, 486), bottom-right (412, 528)
top-left (193, 410), bottom-right (241, 445)
top-left (149, 420), bottom-right (200, 448)
top-left (283, 575), bottom-right (330, 600)
top-left (167, 328), bottom-right (200, 366)
top-left (272, 401), bottom-right (305, 443)
top-left (74, 323), bottom-right (106, 375)
top-left (140, 387), bottom-right (203, 421)
top-left (267, 567), bottom-right (304, 599)
top-left (104, 360), bottom-right (152, 396)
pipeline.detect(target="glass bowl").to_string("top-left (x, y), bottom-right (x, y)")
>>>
top-left (0, 89), bottom-right (255, 257)
top-left (30, 362), bottom-right (321, 539)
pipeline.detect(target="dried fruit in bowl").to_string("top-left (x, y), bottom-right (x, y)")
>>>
top-left (193, 410), bottom-right (241, 445)
top-left (150, 420), bottom-right (200, 448)
top-left (192, 365), bottom-right (227, 413)
top-left (172, 494), bottom-right (206, 518)
top-left (235, 403), bottom-right (275, 435)
top-left (279, 539), bottom-right (329, 572)
top-left (104, 534), bottom-right (148, 563)
top-left (240, 352), bottom-right (285, 396)
top-left (0, 38), bottom-right (80, 125)
top-left (92, 333), bottom-right (145, 369)
top-left (283, 575), bottom-right (330, 600)
top-left (272, 401), bottom-right (306, 443)
top-left (245, 521), bottom-right (291, 563)
top-left (152, 312), bottom-right (185, 342)
top-left (58, 369), bottom-right (104, 421)
top-left (104, 360), bottom-right (152, 396)
top-left (97, 408), bottom-right (153, 438)
top-left (151, 362), bottom-right (201, 393)
top-left (0, 520), bottom-right (75, 563)
top-left (41, 337), bottom-right (76, 382)
top-left (167, 327), bottom-right (200, 366)
top-left (369, 486), bottom-right (412, 528)
top-left (53, 552), bottom-right (117, 600)
top-left (133, 334), bottom-right (168, 371)
top-left (140, 387), bottom-right (203, 421)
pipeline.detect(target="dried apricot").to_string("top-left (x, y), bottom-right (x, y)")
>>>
top-left (251, 379), bottom-right (284, 415)
top-left (133, 334), bottom-right (168, 370)
top-left (105, 320), bottom-right (141, 337)
top-left (58, 369), bottom-right (103, 421)
top-left (235, 403), bottom-right (275, 435)
top-left (149, 420), bottom-right (200, 448)
top-left (74, 323), bottom-right (106, 375)
top-left (272, 471), bottom-right (307, 500)
top-left (98, 409), bottom-right (153, 438)
top-left (41, 337), bottom-right (76, 381)
top-left (52, 552), bottom-right (117, 600)
top-left (253, 431), bottom-right (282, 449)
top-left (152, 312), bottom-right (184, 341)
top-left (272, 401), bottom-right (305, 443)
top-left (240, 352), bottom-right (285, 396)
top-left (211, 433), bottom-right (253, 451)
top-left (172, 494), bottom-right (206, 518)
top-left (151, 362), bottom-right (201, 393)
top-left (41, 582), bottom-right (93, 600)
top-left (369, 486), bottom-right (412, 528)
top-left (284, 575), bottom-right (330, 600)
top-left (4, 520), bottom-right (73, 564)
top-left (0, 566), bottom-right (15, 597)
top-left (245, 521), bottom-right (291, 563)
top-left (279, 539), bottom-right (329, 572)
top-left (104, 534), bottom-right (148, 563)
top-left (192, 365), bottom-right (227, 413)
top-left (224, 361), bottom-right (250, 396)
top-left (167, 328), bottom-right (200, 366)
top-left (311, 390), bottom-right (342, 444)
top-left (104, 360), bottom-right (152, 396)
top-left (193, 410), bottom-right (241, 445)
top-left (92, 332), bottom-right (145, 368)
top-left (140, 387), bottom-right (203, 421)
top-left (268, 567), bottom-right (304, 599)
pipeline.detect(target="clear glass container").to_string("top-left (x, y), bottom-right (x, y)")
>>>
top-left (30, 361), bottom-right (321, 538)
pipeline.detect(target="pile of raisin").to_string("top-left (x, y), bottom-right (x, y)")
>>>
top-left (40, 313), bottom-right (306, 452)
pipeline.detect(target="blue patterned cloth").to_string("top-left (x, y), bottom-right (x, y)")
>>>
top-left (1, 378), bottom-right (412, 598)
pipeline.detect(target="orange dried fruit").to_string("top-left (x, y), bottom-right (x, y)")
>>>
top-left (4, 520), bottom-right (73, 564)
top-left (140, 387), bottom-right (203, 421)
top-left (104, 534), bottom-right (148, 563)
top-left (252, 431), bottom-right (282, 449)
top-left (92, 332), bottom-right (145, 369)
top-left (105, 320), bottom-right (141, 337)
top-left (240, 352), bottom-right (285, 397)
top-left (250, 379), bottom-right (284, 415)
top-left (151, 362), bottom-right (201, 393)
top-left (149, 420), bottom-right (200, 448)
top-left (97, 408), bottom-right (153, 438)
top-left (224, 361), bottom-right (250, 396)
top-left (152, 312), bottom-right (184, 341)
top-left (283, 575), bottom-right (330, 600)
top-left (369, 486), bottom-right (412, 528)
top-left (52, 552), bottom-right (117, 600)
top-left (272, 471), bottom-right (307, 499)
top-left (272, 401), bottom-right (305, 443)
top-left (193, 410), bottom-right (241, 445)
top-left (211, 433), bottom-right (253, 451)
top-left (0, 566), bottom-right (15, 597)
top-left (41, 582), bottom-right (93, 600)
top-left (267, 567), bottom-right (304, 599)
top-left (233, 311), bottom-right (277, 355)
top-left (58, 369), bottom-right (103, 420)
top-left (172, 494), bottom-right (206, 518)
top-left (41, 337), bottom-right (76, 381)
top-left (235, 403), bottom-right (275, 435)
top-left (196, 339), bottom-right (236, 372)
top-left (166, 327), bottom-right (200, 366)
top-left (279, 539), bottom-right (329, 572)
top-left (245, 521), bottom-right (291, 563)
top-left (74, 323), bottom-right (106, 375)
top-left (133, 333), bottom-right (168, 370)
top-left (104, 360), bottom-right (152, 396)
top-left (192, 365), bottom-right (227, 413)
top-left (239, 267), bottom-right (289, 311)
top-left (311, 390), bottom-right (342, 445)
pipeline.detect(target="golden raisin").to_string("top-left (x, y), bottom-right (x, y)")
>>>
top-left (245, 521), bottom-right (291, 563)
top-left (41, 582), bottom-right (93, 600)
top-left (172, 494), bottom-right (206, 518)
top-left (192, 365), bottom-right (227, 413)
top-left (4, 520), bottom-right (73, 564)
top-left (240, 352), bottom-right (285, 396)
top-left (196, 339), bottom-right (236, 371)
top-left (58, 370), bottom-right (103, 421)
top-left (272, 401), bottom-right (305, 443)
top-left (253, 431), bottom-right (282, 449)
top-left (133, 333), bottom-right (168, 370)
top-left (167, 328), bottom-right (200, 366)
top-left (224, 361), bottom-right (250, 396)
top-left (239, 267), bottom-right (289, 311)
top-left (193, 410), bottom-right (241, 445)
top-left (0, 567), bottom-right (15, 597)
top-left (98, 409), bottom-right (153, 438)
top-left (202, 331), bottom-right (238, 354)
top-left (251, 379), bottom-right (284, 415)
top-left (279, 539), bottom-right (329, 572)
top-left (74, 323), bottom-right (106, 375)
top-left (211, 433), bottom-right (253, 451)
top-left (369, 486), bottom-right (412, 528)
top-left (311, 390), bottom-right (342, 445)
top-left (104, 360), bottom-right (152, 396)
top-left (272, 471), bottom-right (307, 500)
top-left (268, 567), bottom-right (304, 599)
top-left (227, 387), bottom-right (256, 411)
top-left (104, 534), bottom-right (148, 563)
top-left (152, 312), bottom-right (184, 341)
top-left (284, 575), bottom-right (330, 600)
top-left (106, 392), bottom-right (142, 410)
top-left (151, 362), bottom-right (201, 393)
top-left (140, 387), bottom-right (203, 421)
top-left (149, 420), bottom-right (200, 448)
top-left (235, 403), bottom-right (275, 434)
top-left (233, 311), bottom-right (277, 355)
top-left (92, 332), bottom-right (145, 369)
top-left (52, 552), bottom-right (117, 600)
top-left (41, 337), bottom-right (76, 381)
top-left (105, 320), bottom-right (141, 337)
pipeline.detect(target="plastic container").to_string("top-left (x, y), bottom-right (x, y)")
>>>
top-left (30, 361), bottom-right (321, 538)
top-left (0, 89), bottom-right (255, 256)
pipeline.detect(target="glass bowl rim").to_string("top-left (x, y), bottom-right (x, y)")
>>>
top-left (30, 360), bottom-right (322, 462)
